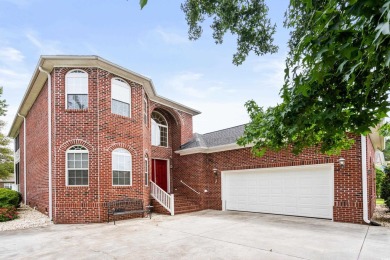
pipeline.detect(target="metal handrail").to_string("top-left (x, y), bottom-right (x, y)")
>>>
top-left (180, 180), bottom-right (200, 195)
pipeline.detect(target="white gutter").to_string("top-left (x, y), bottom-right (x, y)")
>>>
top-left (38, 67), bottom-right (53, 220)
top-left (17, 113), bottom-right (27, 204)
top-left (361, 135), bottom-right (370, 224)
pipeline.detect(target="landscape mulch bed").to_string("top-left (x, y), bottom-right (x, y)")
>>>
top-left (373, 204), bottom-right (390, 227)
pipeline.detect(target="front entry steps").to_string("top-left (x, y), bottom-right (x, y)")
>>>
top-left (151, 194), bottom-right (200, 215)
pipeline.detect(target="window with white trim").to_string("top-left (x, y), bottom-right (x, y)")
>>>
top-left (66, 145), bottom-right (89, 186)
top-left (144, 155), bottom-right (149, 186)
top-left (66, 70), bottom-right (88, 109)
top-left (112, 148), bottom-right (132, 186)
top-left (4, 183), bottom-right (12, 189)
top-left (144, 96), bottom-right (148, 126)
top-left (111, 78), bottom-right (131, 117)
top-left (151, 111), bottom-right (168, 147)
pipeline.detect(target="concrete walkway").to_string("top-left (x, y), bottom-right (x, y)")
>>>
top-left (1, 210), bottom-right (389, 259)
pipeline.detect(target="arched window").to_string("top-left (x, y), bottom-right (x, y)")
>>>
top-left (151, 111), bottom-right (168, 147)
top-left (112, 148), bottom-right (132, 186)
top-left (66, 145), bottom-right (88, 186)
top-left (144, 154), bottom-right (149, 186)
top-left (111, 78), bottom-right (131, 117)
top-left (66, 70), bottom-right (88, 109)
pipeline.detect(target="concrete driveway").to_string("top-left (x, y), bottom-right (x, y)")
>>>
top-left (1, 210), bottom-right (389, 260)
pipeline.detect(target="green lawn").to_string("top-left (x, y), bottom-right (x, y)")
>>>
top-left (377, 198), bottom-right (385, 205)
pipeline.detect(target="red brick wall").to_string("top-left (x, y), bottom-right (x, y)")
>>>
top-left (175, 135), bottom-right (367, 224)
top-left (23, 81), bottom-right (49, 214)
top-left (51, 67), bottom-right (151, 223)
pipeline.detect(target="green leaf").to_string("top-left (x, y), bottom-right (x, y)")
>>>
top-left (140, 0), bottom-right (148, 9)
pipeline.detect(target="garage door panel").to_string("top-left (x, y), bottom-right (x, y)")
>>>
top-left (223, 164), bottom-right (333, 219)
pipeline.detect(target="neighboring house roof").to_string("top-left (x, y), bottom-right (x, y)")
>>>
top-left (177, 124), bottom-right (249, 155)
top-left (8, 55), bottom-right (201, 138)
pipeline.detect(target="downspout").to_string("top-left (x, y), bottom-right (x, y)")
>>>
top-left (17, 113), bottom-right (26, 204)
top-left (361, 135), bottom-right (370, 224)
top-left (39, 67), bottom-right (53, 221)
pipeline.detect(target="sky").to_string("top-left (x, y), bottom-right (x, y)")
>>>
top-left (0, 0), bottom-right (290, 135)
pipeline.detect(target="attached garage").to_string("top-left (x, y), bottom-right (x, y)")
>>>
top-left (222, 164), bottom-right (334, 219)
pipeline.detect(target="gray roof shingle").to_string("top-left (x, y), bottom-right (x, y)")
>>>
top-left (180, 124), bottom-right (245, 150)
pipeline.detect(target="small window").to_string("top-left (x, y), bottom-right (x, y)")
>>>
top-left (144, 97), bottom-right (148, 126)
top-left (66, 145), bottom-right (89, 186)
top-left (4, 183), bottom-right (12, 189)
top-left (15, 163), bottom-right (20, 185)
top-left (111, 78), bottom-right (131, 117)
top-left (15, 134), bottom-right (20, 152)
top-left (144, 155), bottom-right (149, 186)
top-left (112, 148), bottom-right (132, 186)
top-left (66, 70), bottom-right (88, 109)
top-left (151, 111), bottom-right (168, 147)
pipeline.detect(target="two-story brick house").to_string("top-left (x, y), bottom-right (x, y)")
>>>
top-left (9, 55), bottom-right (383, 224)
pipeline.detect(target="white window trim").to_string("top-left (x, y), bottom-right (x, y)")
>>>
top-left (144, 96), bottom-right (148, 126)
top-left (65, 69), bottom-right (89, 110)
top-left (145, 155), bottom-right (149, 186)
top-left (66, 145), bottom-right (89, 187)
top-left (112, 148), bottom-right (132, 186)
top-left (111, 77), bottom-right (131, 117)
top-left (151, 111), bottom-right (168, 147)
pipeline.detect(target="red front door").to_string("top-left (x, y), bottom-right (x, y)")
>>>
top-left (152, 159), bottom-right (168, 192)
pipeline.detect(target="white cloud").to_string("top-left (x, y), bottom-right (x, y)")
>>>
top-left (165, 72), bottom-right (235, 99)
top-left (155, 27), bottom-right (189, 45)
top-left (26, 31), bottom-right (62, 54)
top-left (184, 100), bottom-right (249, 134)
top-left (0, 68), bottom-right (30, 89)
top-left (252, 56), bottom-right (285, 90)
top-left (0, 47), bottom-right (24, 62)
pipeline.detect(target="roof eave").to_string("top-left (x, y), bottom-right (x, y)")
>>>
top-left (8, 55), bottom-right (201, 138)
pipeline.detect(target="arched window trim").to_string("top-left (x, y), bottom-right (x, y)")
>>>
top-left (111, 77), bottom-right (131, 117)
top-left (112, 148), bottom-right (132, 186)
top-left (66, 145), bottom-right (89, 186)
top-left (65, 69), bottom-right (88, 110)
top-left (151, 111), bottom-right (168, 147)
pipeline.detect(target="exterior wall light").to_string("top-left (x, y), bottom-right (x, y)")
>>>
top-left (338, 158), bottom-right (346, 168)
top-left (213, 168), bottom-right (218, 183)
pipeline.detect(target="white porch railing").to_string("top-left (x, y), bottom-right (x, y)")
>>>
top-left (150, 181), bottom-right (174, 216)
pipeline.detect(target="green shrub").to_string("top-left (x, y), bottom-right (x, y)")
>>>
top-left (381, 169), bottom-right (390, 209)
top-left (376, 168), bottom-right (385, 197)
top-left (0, 206), bottom-right (18, 222)
top-left (0, 188), bottom-right (20, 208)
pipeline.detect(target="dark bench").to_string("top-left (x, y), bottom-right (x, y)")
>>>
top-left (107, 197), bottom-right (153, 225)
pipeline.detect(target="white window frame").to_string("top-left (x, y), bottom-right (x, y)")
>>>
top-left (151, 111), bottom-right (168, 147)
top-left (145, 155), bottom-right (149, 186)
top-left (66, 145), bottom-right (89, 186)
top-left (3, 183), bottom-right (13, 189)
top-left (65, 69), bottom-right (88, 110)
top-left (112, 148), bottom-right (132, 186)
top-left (144, 96), bottom-right (148, 126)
top-left (111, 78), bottom-right (131, 117)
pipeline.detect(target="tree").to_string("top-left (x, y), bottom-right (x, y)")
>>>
top-left (376, 168), bottom-right (385, 197)
top-left (382, 139), bottom-right (390, 161)
top-left (142, 1), bottom-right (390, 156)
top-left (0, 87), bottom-right (13, 180)
top-left (382, 166), bottom-right (390, 208)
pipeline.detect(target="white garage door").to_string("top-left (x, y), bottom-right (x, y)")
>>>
top-left (222, 164), bottom-right (333, 219)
